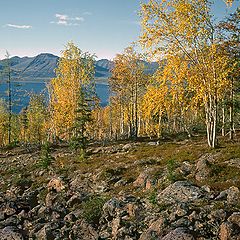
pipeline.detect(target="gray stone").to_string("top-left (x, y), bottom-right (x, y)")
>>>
top-left (158, 181), bottom-right (203, 204)
top-left (195, 159), bottom-right (212, 182)
top-left (227, 186), bottom-right (240, 205)
top-left (162, 228), bottom-right (194, 240)
top-left (0, 226), bottom-right (24, 240)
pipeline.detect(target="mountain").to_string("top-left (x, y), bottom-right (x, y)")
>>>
top-left (0, 54), bottom-right (59, 81)
top-left (0, 53), bottom-right (158, 82)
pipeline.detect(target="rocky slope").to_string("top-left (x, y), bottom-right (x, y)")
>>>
top-left (0, 137), bottom-right (240, 239)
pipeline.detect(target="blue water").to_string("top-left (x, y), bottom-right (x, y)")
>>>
top-left (0, 81), bottom-right (109, 113)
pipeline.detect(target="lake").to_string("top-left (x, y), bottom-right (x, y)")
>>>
top-left (0, 81), bottom-right (109, 113)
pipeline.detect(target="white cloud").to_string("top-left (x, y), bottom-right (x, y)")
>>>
top-left (83, 11), bottom-right (92, 16)
top-left (75, 17), bottom-right (84, 21)
top-left (55, 14), bottom-right (68, 21)
top-left (52, 13), bottom-right (84, 26)
top-left (5, 24), bottom-right (32, 29)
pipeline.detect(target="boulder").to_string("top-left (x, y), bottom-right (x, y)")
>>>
top-left (158, 181), bottom-right (203, 204)
top-left (35, 224), bottom-right (55, 240)
top-left (195, 159), bottom-right (212, 182)
top-left (228, 212), bottom-right (240, 227)
top-left (47, 178), bottom-right (65, 192)
top-left (219, 222), bottom-right (232, 240)
top-left (0, 226), bottom-right (24, 240)
top-left (133, 172), bottom-right (148, 188)
top-left (227, 186), bottom-right (240, 205)
top-left (139, 217), bottom-right (166, 240)
top-left (162, 228), bottom-right (194, 240)
top-left (70, 219), bottom-right (98, 240)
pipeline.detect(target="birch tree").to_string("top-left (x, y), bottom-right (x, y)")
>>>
top-left (109, 46), bottom-right (148, 139)
top-left (140, 0), bottom-right (233, 147)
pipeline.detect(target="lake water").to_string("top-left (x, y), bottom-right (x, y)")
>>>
top-left (0, 81), bottom-right (109, 113)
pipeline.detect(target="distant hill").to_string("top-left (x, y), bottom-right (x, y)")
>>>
top-left (0, 53), bottom-right (158, 82)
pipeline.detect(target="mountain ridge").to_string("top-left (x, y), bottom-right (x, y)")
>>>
top-left (0, 53), bottom-right (157, 82)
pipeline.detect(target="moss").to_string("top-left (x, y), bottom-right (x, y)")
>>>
top-left (148, 189), bottom-right (158, 205)
top-left (102, 167), bottom-right (126, 179)
top-left (38, 188), bottom-right (48, 203)
top-left (82, 195), bottom-right (107, 226)
top-left (15, 177), bottom-right (33, 190)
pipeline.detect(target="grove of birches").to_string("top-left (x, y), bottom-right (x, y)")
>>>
top-left (0, 0), bottom-right (239, 152)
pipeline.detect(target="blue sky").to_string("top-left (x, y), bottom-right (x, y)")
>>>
top-left (0, 0), bottom-right (239, 60)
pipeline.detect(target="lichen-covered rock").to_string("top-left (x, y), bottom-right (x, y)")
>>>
top-left (158, 181), bottom-right (203, 204)
top-left (162, 228), bottom-right (194, 240)
top-left (47, 177), bottom-right (65, 192)
top-left (228, 212), bottom-right (240, 227)
top-left (35, 224), bottom-right (55, 240)
top-left (0, 226), bottom-right (24, 240)
top-left (70, 219), bottom-right (98, 240)
top-left (227, 186), bottom-right (240, 205)
top-left (139, 217), bottom-right (166, 240)
top-left (133, 172), bottom-right (149, 188)
top-left (195, 159), bottom-right (212, 182)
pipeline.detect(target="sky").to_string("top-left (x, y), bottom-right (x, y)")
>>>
top-left (0, 0), bottom-right (239, 60)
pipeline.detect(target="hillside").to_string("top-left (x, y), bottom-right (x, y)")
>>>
top-left (0, 136), bottom-right (240, 239)
top-left (0, 54), bottom-right (157, 82)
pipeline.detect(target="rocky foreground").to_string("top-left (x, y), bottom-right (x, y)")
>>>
top-left (0, 138), bottom-right (240, 239)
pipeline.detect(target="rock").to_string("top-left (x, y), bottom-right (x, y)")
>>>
top-left (0, 202), bottom-right (16, 218)
top-left (139, 217), bottom-right (166, 240)
top-left (102, 198), bottom-right (121, 220)
top-left (177, 161), bottom-right (193, 176)
top-left (219, 222), bottom-right (232, 240)
top-left (227, 186), bottom-right (240, 205)
top-left (70, 175), bottom-right (91, 193)
top-left (162, 228), bottom-right (194, 240)
top-left (64, 212), bottom-right (77, 223)
top-left (158, 181), bottom-right (203, 204)
top-left (0, 226), bottom-right (24, 240)
top-left (45, 192), bottom-right (57, 207)
top-left (215, 190), bottom-right (228, 201)
top-left (224, 158), bottom-right (240, 168)
top-left (114, 179), bottom-right (127, 187)
top-left (66, 194), bottom-right (84, 207)
top-left (195, 158), bottom-right (212, 182)
top-left (111, 217), bottom-right (120, 239)
top-left (133, 171), bottom-right (153, 190)
top-left (47, 177), bottom-right (65, 192)
top-left (145, 179), bottom-right (152, 190)
top-left (91, 147), bottom-right (103, 154)
top-left (70, 219), bottom-right (98, 240)
top-left (35, 223), bottom-right (57, 240)
top-left (228, 212), bottom-right (240, 227)
top-left (208, 209), bottom-right (226, 223)
top-left (122, 143), bottom-right (132, 152)
top-left (133, 172), bottom-right (148, 188)
top-left (148, 141), bottom-right (159, 146)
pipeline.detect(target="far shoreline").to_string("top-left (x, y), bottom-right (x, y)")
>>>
top-left (1, 77), bottom-right (109, 85)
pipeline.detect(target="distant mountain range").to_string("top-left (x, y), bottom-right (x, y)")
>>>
top-left (0, 53), bottom-right (158, 82)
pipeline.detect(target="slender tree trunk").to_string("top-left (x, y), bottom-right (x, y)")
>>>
top-left (229, 78), bottom-right (234, 140)
top-left (109, 102), bottom-right (113, 140)
top-left (205, 98), bottom-right (218, 148)
top-left (7, 62), bottom-right (12, 145)
top-left (222, 106), bottom-right (225, 137)
top-left (120, 102), bottom-right (124, 137)
top-left (134, 80), bottom-right (138, 140)
top-left (158, 113), bottom-right (162, 138)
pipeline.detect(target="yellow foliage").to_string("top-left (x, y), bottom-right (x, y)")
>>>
top-left (48, 42), bottom-right (95, 140)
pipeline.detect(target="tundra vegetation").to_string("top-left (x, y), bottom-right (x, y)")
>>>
top-left (0, 1), bottom-right (239, 150)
